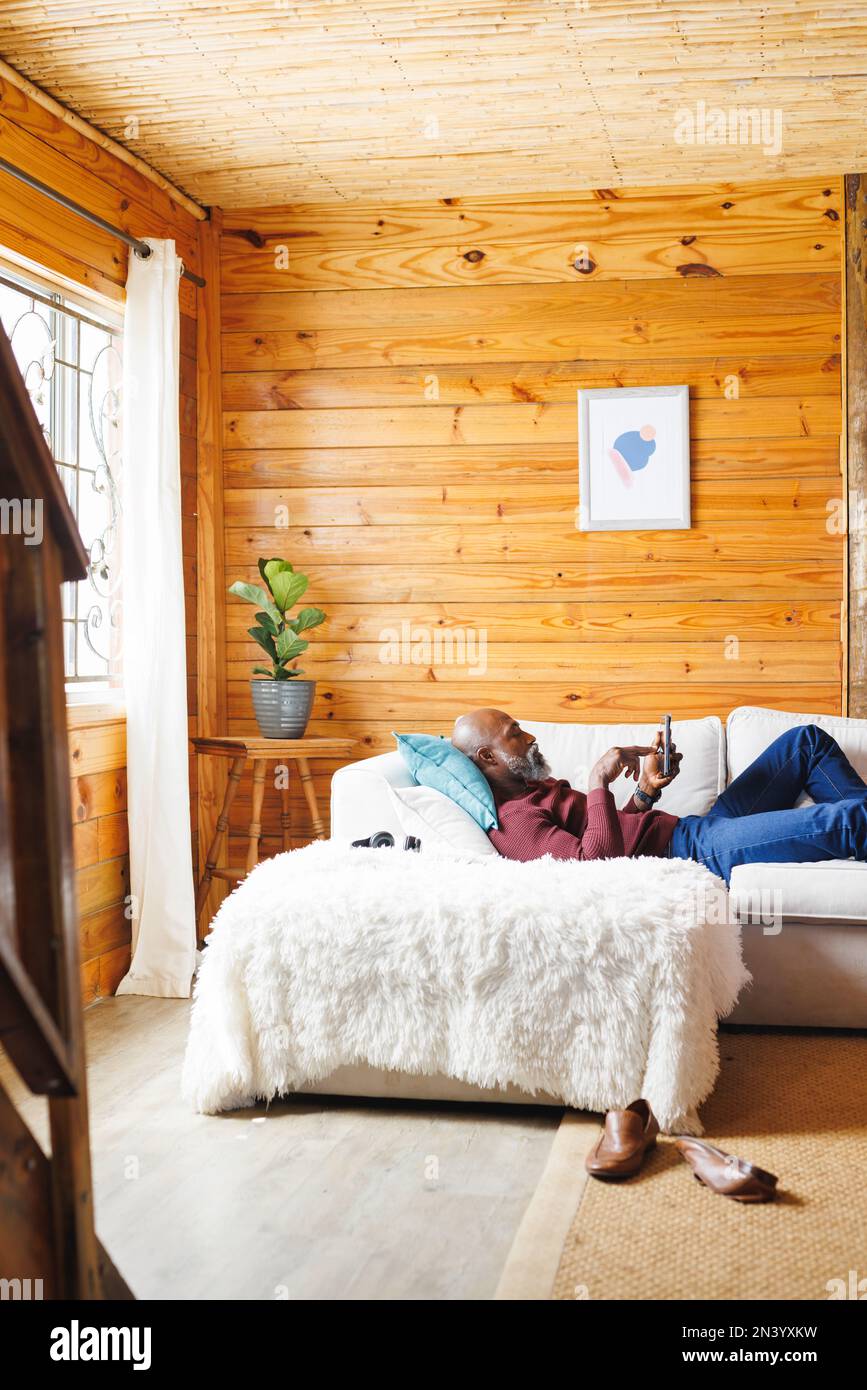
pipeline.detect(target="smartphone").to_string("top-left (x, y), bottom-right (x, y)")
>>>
top-left (661, 714), bottom-right (672, 777)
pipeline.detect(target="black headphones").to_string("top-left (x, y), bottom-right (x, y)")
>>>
top-left (351, 831), bottom-right (421, 852)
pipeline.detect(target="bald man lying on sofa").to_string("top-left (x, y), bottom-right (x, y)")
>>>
top-left (451, 708), bottom-right (867, 885)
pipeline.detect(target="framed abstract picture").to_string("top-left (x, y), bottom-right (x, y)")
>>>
top-left (577, 385), bottom-right (690, 531)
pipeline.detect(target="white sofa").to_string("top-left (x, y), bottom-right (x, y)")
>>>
top-left (331, 706), bottom-right (867, 1038)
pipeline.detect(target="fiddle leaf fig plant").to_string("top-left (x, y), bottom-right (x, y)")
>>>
top-left (228, 557), bottom-right (326, 680)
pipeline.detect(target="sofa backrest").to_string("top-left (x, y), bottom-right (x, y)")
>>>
top-left (517, 716), bottom-right (725, 816)
top-left (331, 715), bottom-right (726, 846)
top-left (331, 707), bottom-right (867, 851)
top-left (726, 706), bottom-right (867, 802)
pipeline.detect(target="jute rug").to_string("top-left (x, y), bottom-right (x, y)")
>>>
top-left (497, 1030), bottom-right (867, 1301)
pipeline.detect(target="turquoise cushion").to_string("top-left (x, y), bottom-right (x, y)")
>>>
top-left (393, 732), bottom-right (498, 831)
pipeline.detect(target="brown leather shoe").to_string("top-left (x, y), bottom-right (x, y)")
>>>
top-left (675, 1137), bottom-right (778, 1202)
top-left (585, 1099), bottom-right (659, 1179)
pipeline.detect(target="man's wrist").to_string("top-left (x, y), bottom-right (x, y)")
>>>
top-left (634, 783), bottom-right (661, 808)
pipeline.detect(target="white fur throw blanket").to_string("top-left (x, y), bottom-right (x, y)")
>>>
top-left (181, 841), bottom-right (749, 1134)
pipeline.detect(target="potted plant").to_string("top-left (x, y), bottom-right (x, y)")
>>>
top-left (228, 557), bottom-right (325, 738)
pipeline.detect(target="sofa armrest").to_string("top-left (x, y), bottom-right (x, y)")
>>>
top-left (330, 751), bottom-right (413, 845)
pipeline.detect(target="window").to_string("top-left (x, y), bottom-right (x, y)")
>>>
top-left (0, 262), bottom-right (123, 693)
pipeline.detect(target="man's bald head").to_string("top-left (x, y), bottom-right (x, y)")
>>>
top-left (452, 708), bottom-right (511, 760)
top-left (452, 709), bottom-right (551, 794)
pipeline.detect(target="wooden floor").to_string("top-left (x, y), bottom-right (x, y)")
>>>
top-left (1, 996), bottom-right (562, 1300)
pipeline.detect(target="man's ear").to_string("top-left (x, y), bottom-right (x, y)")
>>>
top-left (476, 744), bottom-right (496, 766)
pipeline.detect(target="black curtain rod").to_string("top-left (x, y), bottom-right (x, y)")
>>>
top-left (0, 156), bottom-right (207, 288)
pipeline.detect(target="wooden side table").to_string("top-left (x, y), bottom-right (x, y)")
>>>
top-left (192, 735), bottom-right (354, 939)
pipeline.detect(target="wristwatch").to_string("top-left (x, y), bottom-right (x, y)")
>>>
top-left (634, 784), bottom-right (661, 808)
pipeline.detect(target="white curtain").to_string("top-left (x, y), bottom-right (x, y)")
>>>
top-left (116, 239), bottom-right (196, 998)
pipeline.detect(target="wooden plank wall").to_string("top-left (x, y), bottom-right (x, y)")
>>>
top-left (0, 75), bottom-right (203, 998)
top-left (845, 173), bottom-right (867, 718)
top-left (219, 177), bottom-right (845, 847)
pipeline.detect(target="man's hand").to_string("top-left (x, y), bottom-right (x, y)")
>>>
top-left (589, 744), bottom-right (656, 791)
top-left (638, 730), bottom-right (683, 795)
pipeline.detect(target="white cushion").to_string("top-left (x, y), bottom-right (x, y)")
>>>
top-left (726, 705), bottom-right (867, 801)
top-left (389, 784), bottom-right (498, 858)
top-left (730, 860), bottom-right (867, 925)
top-left (726, 708), bottom-right (867, 924)
top-left (518, 715), bottom-right (725, 816)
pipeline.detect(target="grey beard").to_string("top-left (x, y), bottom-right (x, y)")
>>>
top-left (505, 744), bottom-right (551, 782)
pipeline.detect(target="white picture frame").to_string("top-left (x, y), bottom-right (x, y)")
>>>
top-left (577, 385), bottom-right (691, 531)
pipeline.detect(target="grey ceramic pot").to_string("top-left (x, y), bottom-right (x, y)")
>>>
top-left (250, 679), bottom-right (316, 738)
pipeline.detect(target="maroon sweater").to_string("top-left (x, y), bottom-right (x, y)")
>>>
top-left (488, 778), bottom-right (678, 863)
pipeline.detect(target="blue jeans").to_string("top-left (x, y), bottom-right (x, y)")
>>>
top-left (669, 725), bottom-right (867, 883)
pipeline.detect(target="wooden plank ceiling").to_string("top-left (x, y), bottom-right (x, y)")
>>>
top-left (0, 2), bottom-right (864, 206)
